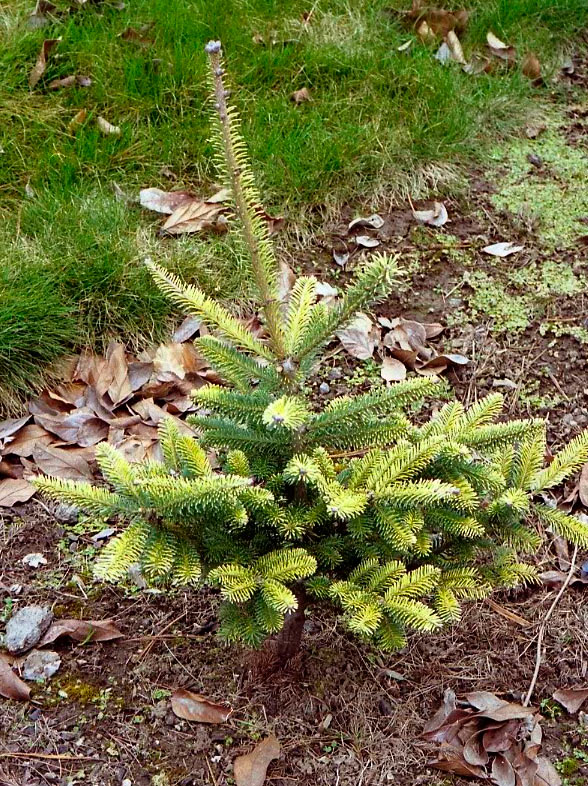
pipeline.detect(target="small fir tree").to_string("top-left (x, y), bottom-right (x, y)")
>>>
top-left (36, 41), bottom-right (588, 662)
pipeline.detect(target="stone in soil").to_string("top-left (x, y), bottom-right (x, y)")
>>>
top-left (4, 605), bottom-right (53, 654)
top-left (22, 649), bottom-right (61, 681)
top-left (54, 502), bottom-right (80, 524)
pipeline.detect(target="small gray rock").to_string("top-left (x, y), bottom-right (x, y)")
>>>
top-left (5, 605), bottom-right (53, 654)
top-left (319, 382), bottom-right (330, 394)
top-left (22, 649), bottom-right (61, 682)
top-left (54, 503), bottom-right (79, 524)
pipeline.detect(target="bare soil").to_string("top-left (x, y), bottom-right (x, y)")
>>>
top-left (1, 506), bottom-right (587, 786)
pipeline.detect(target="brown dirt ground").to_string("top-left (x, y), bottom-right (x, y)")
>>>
top-left (1, 50), bottom-right (588, 786)
top-left (1, 506), bottom-right (588, 786)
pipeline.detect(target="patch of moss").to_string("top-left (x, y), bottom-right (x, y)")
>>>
top-left (463, 271), bottom-right (531, 331)
top-left (462, 259), bottom-right (586, 333)
top-left (490, 128), bottom-right (588, 250)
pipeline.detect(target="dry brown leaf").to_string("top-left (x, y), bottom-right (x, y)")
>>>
top-left (381, 356), bottom-right (407, 383)
top-left (278, 261), bottom-right (296, 304)
top-left (0, 479), bottom-right (36, 508)
top-left (139, 188), bottom-right (196, 214)
top-left (466, 692), bottom-right (535, 722)
top-left (445, 30), bottom-right (466, 64)
top-left (522, 52), bottom-right (541, 80)
top-left (171, 688), bottom-right (232, 723)
top-left (492, 753), bottom-right (516, 786)
top-left (0, 659), bottom-right (31, 701)
top-left (120, 26), bottom-right (154, 46)
top-left (105, 342), bottom-right (132, 406)
top-left (291, 87), bottom-right (311, 104)
top-left (336, 314), bottom-right (379, 360)
top-left (39, 619), bottom-right (123, 646)
top-left (579, 463), bottom-right (588, 507)
top-left (0, 460), bottom-right (24, 479)
top-left (412, 201), bottom-right (449, 227)
top-left (552, 687), bottom-right (588, 714)
top-left (172, 315), bottom-right (202, 343)
top-left (463, 731), bottom-right (489, 766)
top-left (48, 74), bottom-right (91, 90)
top-left (417, 353), bottom-right (469, 375)
top-left (234, 735), bottom-right (281, 786)
top-left (33, 409), bottom-right (107, 447)
top-left (487, 31), bottom-right (516, 63)
top-left (127, 360), bottom-right (154, 391)
top-left (29, 38), bottom-right (60, 88)
top-left (33, 444), bottom-right (93, 480)
top-left (97, 116), bottom-right (121, 136)
top-left (0, 415), bottom-right (31, 442)
top-left (153, 342), bottom-right (206, 381)
top-left (430, 746), bottom-right (486, 778)
top-left (423, 688), bottom-right (458, 735)
top-left (161, 200), bottom-right (225, 236)
top-left (68, 108), bottom-right (88, 131)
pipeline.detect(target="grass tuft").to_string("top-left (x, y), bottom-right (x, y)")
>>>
top-left (0, 0), bottom-right (587, 404)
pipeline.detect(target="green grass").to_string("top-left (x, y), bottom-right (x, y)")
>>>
top-left (0, 0), bottom-right (586, 404)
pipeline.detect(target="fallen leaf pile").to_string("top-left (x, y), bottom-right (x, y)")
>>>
top-left (397, 2), bottom-right (543, 82)
top-left (0, 326), bottom-right (219, 503)
top-left (423, 689), bottom-right (561, 785)
top-left (336, 314), bottom-right (468, 380)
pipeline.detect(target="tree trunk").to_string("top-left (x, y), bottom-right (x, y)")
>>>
top-left (275, 585), bottom-right (307, 665)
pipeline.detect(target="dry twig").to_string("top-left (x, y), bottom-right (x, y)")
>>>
top-left (523, 544), bottom-right (579, 707)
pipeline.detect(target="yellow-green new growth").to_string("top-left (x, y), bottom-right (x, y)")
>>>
top-left (34, 40), bottom-right (588, 659)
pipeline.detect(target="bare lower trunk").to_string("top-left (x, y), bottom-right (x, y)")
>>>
top-left (275, 586), bottom-right (307, 665)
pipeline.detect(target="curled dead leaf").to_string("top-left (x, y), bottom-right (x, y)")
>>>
top-left (291, 87), bottom-right (311, 104)
top-left (97, 116), bottom-right (121, 136)
top-left (139, 188), bottom-right (196, 214)
top-left (487, 31), bottom-right (516, 63)
top-left (412, 201), bottom-right (449, 227)
top-left (483, 242), bottom-right (524, 257)
top-left (465, 691), bottom-right (535, 722)
top-left (39, 618), bottom-right (123, 646)
top-left (578, 463), bottom-right (588, 507)
top-left (0, 659), bottom-right (31, 701)
top-left (234, 735), bottom-right (281, 786)
top-left (348, 214), bottom-right (384, 231)
top-left (68, 108), bottom-right (87, 131)
top-left (171, 688), bottom-right (232, 723)
top-left (161, 200), bottom-right (226, 236)
top-left (48, 75), bottom-right (92, 90)
top-left (29, 38), bottom-right (60, 88)
top-left (381, 356), bottom-right (407, 383)
top-left (0, 479), bottom-right (35, 508)
top-left (445, 30), bottom-right (466, 64)
top-left (492, 753), bottom-right (516, 786)
top-left (522, 52), bottom-right (541, 81)
top-left (552, 687), bottom-right (588, 714)
top-left (336, 314), bottom-right (379, 360)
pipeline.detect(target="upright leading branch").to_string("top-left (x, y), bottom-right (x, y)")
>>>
top-left (205, 41), bottom-right (286, 360)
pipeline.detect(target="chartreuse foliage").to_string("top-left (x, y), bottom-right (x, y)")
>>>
top-left (36, 42), bottom-right (588, 653)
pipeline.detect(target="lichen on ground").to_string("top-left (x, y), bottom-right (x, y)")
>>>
top-left (489, 123), bottom-right (588, 251)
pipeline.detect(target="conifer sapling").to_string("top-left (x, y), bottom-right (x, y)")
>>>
top-left (36, 41), bottom-right (588, 663)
